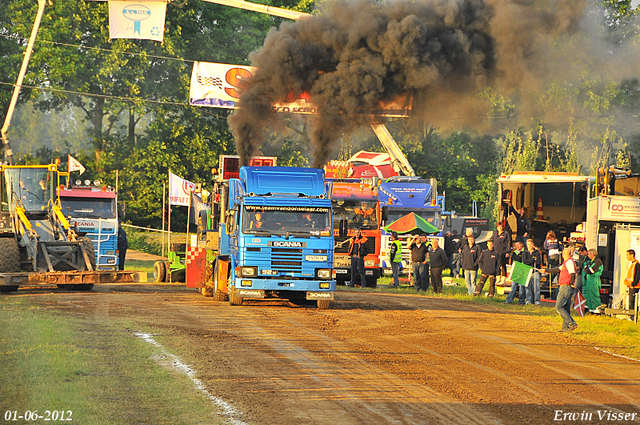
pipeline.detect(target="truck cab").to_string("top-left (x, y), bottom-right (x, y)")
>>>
top-left (222, 166), bottom-right (335, 308)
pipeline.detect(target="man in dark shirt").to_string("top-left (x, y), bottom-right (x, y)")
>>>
top-left (118, 223), bottom-right (128, 271)
top-left (410, 234), bottom-right (429, 292)
top-left (429, 239), bottom-right (448, 293)
top-left (461, 235), bottom-right (481, 295)
top-left (474, 239), bottom-right (501, 297)
top-left (505, 240), bottom-right (526, 305)
top-left (348, 228), bottom-right (369, 287)
top-left (492, 222), bottom-right (512, 290)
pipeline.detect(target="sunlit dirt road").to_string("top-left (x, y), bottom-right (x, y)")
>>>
top-left (19, 284), bottom-right (640, 424)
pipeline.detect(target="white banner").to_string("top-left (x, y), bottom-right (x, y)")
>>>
top-left (189, 61), bottom-right (318, 113)
top-left (169, 172), bottom-right (195, 206)
top-left (189, 61), bottom-right (412, 116)
top-left (68, 155), bottom-right (86, 175)
top-left (108, 1), bottom-right (167, 42)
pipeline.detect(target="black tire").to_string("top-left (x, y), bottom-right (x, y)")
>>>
top-left (153, 261), bottom-right (167, 282)
top-left (317, 299), bottom-right (330, 310)
top-left (80, 237), bottom-right (97, 271)
top-left (229, 286), bottom-right (243, 306)
top-left (0, 285), bottom-right (19, 293)
top-left (365, 275), bottom-right (378, 288)
top-left (0, 238), bottom-right (21, 273)
top-left (66, 284), bottom-right (94, 291)
top-left (201, 286), bottom-right (213, 297)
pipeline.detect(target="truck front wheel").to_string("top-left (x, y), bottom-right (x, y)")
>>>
top-left (0, 238), bottom-right (21, 273)
top-left (229, 286), bottom-right (243, 306)
top-left (317, 299), bottom-right (330, 310)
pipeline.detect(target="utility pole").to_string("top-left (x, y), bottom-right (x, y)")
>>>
top-left (1, 0), bottom-right (47, 165)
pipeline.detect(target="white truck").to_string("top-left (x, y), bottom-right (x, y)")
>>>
top-left (585, 167), bottom-right (640, 311)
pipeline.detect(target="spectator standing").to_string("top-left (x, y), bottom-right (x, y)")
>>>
top-left (543, 230), bottom-right (563, 285)
top-left (493, 222), bottom-right (512, 289)
top-left (543, 249), bottom-right (578, 332)
top-left (574, 246), bottom-right (588, 294)
top-left (389, 232), bottom-right (402, 288)
top-left (461, 235), bottom-right (481, 295)
top-left (623, 249), bottom-right (640, 309)
top-left (447, 230), bottom-right (462, 278)
top-left (523, 239), bottom-right (542, 305)
top-left (582, 249), bottom-right (603, 313)
top-left (118, 223), bottom-right (128, 271)
top-left (348, 229), bottom-right (369, 287)
top-left (460, 227), bottom-right (474, 249)
top-left (429, 239), bottom-right (448, 294)
top-left (505, 240), bottom-right (526, 305)
top-left (474, 239), bottom-right (500, 297)
top-left (509, 205), bottom-right (531, 244)
top-left (410, 234), bottom-right (429, 291)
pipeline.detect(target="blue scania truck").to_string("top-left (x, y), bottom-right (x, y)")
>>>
top-left (208, 165), bottom-right (336, 309)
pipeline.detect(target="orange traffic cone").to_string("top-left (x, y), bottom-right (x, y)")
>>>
top-left (536, 197), bottom-right (544, 220)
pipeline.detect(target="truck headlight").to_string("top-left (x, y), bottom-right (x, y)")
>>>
top-left (317, 269), bottom-right (331, 279)
top-left (364, 260), bottom-right (375, 268)
top-left (241, 267), bottom-right (257, 277)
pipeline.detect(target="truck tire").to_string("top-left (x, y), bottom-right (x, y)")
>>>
top-left (201, 286), bottom-right (213, 297)
top-left (365, 275), bottom-right (378, 288)
top-left (317, 299), bottom-right (330, 310)
top-left (80, 237), bottom-right (97, 271)
top-left (229, 286), bottom-right (243, 306)
top-left (0, 238), bottom-right (21, 273)
top-left (66, 284), bottom-right (94, 291)
top-left (153, 261), bottom-right (167, 282)
top-left (214, 288), bottom-right (228, 301)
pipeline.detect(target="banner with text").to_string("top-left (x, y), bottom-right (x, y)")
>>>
top-left (108, 1), bottom-right (167, 42)
top-left (169, 172), bottom-right (195, 206)
top-left (189, 61), bottom-right (412, 117)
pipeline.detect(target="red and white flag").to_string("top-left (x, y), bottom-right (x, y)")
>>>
top-left (68, 155), bottom-right (86, 175)
top-left (168, 172), bottom-right (195, 206)
top-left (573, 291), bottom-right (586, 318)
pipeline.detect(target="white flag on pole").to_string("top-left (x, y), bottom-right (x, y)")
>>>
top-left (169, 172), bottom-right (195, 206)
top-left (108, 1), bottom-right (167, 42)
top-left (68, 155), bottom-right (86, 175)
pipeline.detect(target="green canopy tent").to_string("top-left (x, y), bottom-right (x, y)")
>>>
top-left (383, 212), bottom-right (440, 235)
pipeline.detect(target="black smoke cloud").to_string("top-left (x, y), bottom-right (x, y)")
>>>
top-left (228, 0), bottom-right (590, 167)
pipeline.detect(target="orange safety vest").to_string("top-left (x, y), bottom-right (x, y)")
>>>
top-left (624, 260), bottom-right (640, 288)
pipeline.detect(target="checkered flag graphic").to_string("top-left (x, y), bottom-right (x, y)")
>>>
top-left (197, 75), bottom-right (223, 90)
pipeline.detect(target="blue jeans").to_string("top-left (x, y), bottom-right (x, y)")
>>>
top-left (391, 261), bottom-right (401, 287)
top-left (464, 270), bottom-right (477, 295)
top-left (506, 281), bottom-right (526, 304)
top-left (555, 285), bottom-right (576, 330)
top-left (413, 263), bottom-right (427, 291)
top-left (527, 271), bottom-right (541, 304)
top-left (350, 256), bottom-right (366, 287)
top-left (452, 253), bottom-right (461, 277)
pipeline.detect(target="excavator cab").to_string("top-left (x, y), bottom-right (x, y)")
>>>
top-left (0, 164), bottom-right (95, 275)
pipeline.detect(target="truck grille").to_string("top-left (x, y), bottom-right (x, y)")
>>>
top-left (271, 248), bottom-right (303, 271)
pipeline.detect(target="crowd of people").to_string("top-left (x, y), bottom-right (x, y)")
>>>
top-left (345, 215), bottom-right (640, 332)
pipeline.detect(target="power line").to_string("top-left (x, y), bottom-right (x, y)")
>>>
top-left (0, 33), bottom-right (195, 65)
top-left (0, 81), bottom-right (230, 120)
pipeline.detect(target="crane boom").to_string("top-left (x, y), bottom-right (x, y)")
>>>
top-left (1, 0), bottom-right (46, 165)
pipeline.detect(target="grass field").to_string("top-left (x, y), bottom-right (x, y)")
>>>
top-left (0, 297), bottom-right (225, 425)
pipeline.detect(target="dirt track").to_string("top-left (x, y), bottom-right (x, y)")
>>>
top-left (17, 285), bottom-right (640, 424)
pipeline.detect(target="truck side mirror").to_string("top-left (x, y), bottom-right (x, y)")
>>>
top-left (381, 206), bottom-right (388, 222)
top-left (445, 215), bottom-right (451, 228)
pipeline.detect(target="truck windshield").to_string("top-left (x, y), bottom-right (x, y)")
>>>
top-left (3, 168), bottom-right (54, 212)
top-left (333, 200), bottom-right (378, 230)
top-left (242, 205), bottom-right (331, 234)
top-left (60, 197), bottom-right (116, 219)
